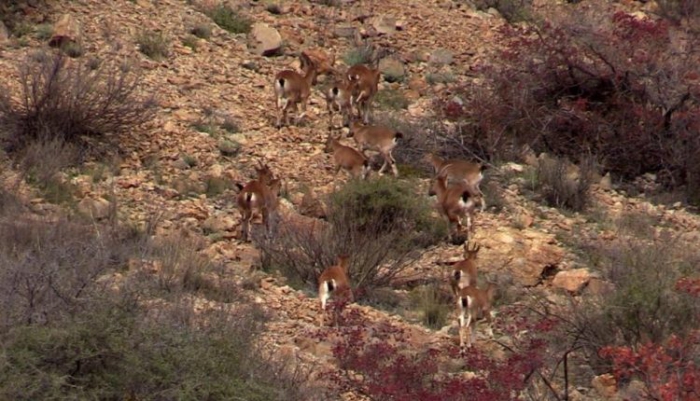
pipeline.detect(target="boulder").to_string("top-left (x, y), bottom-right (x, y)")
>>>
top-left (248, 23), bottom-right (282, 56)
top-left (0, 21), bottom-right (9, 42)
top-left (378, 57), bottom-right (405, 82)
top-left (552, 268), bottom-right (593, 293)
top-left (429, 48), bottom-right (454, 65)
top-left (49, 14), bottom-right (81, 48)
top-left (370, 15), bottom-right (397, 36)
top-left (77, 197), bottom-right (112, 220)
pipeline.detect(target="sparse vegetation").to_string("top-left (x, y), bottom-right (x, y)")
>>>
top-left (410, 283), bottom-right (451, 329)
top-left (0, 51), bottom-right (156, 150)
top-left (206, 3), bottom-right (252, 34)
top-left (0, 214), bottom-right (320, 400)
top-left (136, 30), bottom-right (170, 60)
top-left (563, 233), bottom-right (700, 374)
top-left (258, 178), bottom-right (447, 296)
top-left (375, 88), bottom-right (409, 110)
top-left (182, 35), bottom-right (199, 51)
top-left (342, 43), bottom-right (374, 67)
top-left (472, 0), bottom-right (533, 23)
top-left (530, 155), bottom-right (596, 212)
top-left (204, 175), bottom-right (231, 198)
top-left (190, 23), bottom-right (212, 39)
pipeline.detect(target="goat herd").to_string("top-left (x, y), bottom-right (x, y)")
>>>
top-left (234, 49), bottom-right (496, 349)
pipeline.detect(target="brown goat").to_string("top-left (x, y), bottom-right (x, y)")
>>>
top-left (318, 255), bottom-right (353, 327)
top-left (274, 53), bottom-right (319, 128)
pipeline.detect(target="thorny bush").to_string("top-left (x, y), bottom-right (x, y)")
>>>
top-left (0, 51), bottom-right (156, 151)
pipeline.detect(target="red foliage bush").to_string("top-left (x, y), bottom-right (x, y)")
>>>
top-left (441, 3), bottom-right (700, 203)
top-left (600, 333), bottom-right (700, 401)
top-left (599, 276), bottom-right (700, 400)
top-left (318, 304), bottom-right (555, 400)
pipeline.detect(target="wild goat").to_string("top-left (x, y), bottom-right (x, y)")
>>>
top-left (428, 175), bottom-right (482, 241)
top-left (325, 77), bottom-right (354, 129)
top-left (274, 53), bottom-right (318, 128)
top-left (426, 153), bottom-right (487, 212)
top-left (443, 242), bottom-right (481, 296)
top-left (348, 120), bottom-right (403, 177)
top-left (324, 134), bottom-right (370, 185)
top-left (301, 48), bottom-right (337, 85)
top-left (318, 255), bottom-right (353, 327)
top-left (346, 63), bottom-right (381, 124)
top-left (235, 162), bottom-right (281, 242)
top-left (457, 283), bottom-right (496, 349)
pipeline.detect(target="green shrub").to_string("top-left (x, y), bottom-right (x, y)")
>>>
top-left (257, 178), bottom-right (446, 296)
top-left (426, 71), bottom-right (455, 85)
top-left (190, 23), bottom-right (212, 39)
top-left (342, 44), bottom-right (374, 67)
top-left (207, 3), bottom-right (252, 34)
top-left (375, 88), bottom-right (409, 110)
top-left (218, 138), bottom-right (241, 156)
top-left (136, 30), bottom-right (170, 60)
top-left (35, 23), bottom-right (53, 40)
top-left (60, 41), bottom-right (84, 58)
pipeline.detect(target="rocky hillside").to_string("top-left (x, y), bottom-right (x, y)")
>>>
top-left (1, 0), bottom-right (698, 399)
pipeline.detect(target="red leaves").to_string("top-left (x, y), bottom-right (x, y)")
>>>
top-left (318, 306), bottom-right (548, 401)
top-left (600, 332), bottom-right (700, 401)
top-left (600, 284), bottom-right (700, 400)
top-left (676, 277), bottom-right (700, 296)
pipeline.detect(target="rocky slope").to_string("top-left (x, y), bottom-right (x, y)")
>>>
top-left (1, 0), bottom-right (697, 399)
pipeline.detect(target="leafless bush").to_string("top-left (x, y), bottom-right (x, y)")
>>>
top-left (532, 155), bottom-right (596, 212)
top-left (0, 51), bottom-right (156, 150)
top-left (0, 217), bottom-right (141, 330)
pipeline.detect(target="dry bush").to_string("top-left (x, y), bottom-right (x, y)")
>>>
top-left (409, 282), bottom-right (452, 329)
top-left (561, 233), bottom-right (700, 373)
top-left (16, 138), bottom-right (79, 204)
top-left (0, 214), bottom-right (323, 400)
top-left (136, 30), bottom-right (170, 60)
top-left (0, 217), bottom-right (142, 330)
top-left (257, 178), bottom-right (446, 297)
top-left (531, 155), bottom-right (596, 212)
top-left (0, 51), bottom-right (156, 150)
